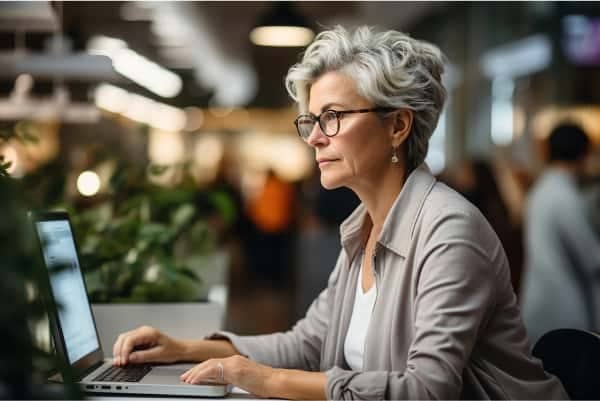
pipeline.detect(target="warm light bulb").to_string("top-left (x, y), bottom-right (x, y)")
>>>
top-left (250, 26), bottom-right (314, 47)
top-left (77, 170), bottom-right (101, 197)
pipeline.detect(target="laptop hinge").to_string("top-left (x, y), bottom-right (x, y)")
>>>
top-left (80, 360), bottom-right (106, 380)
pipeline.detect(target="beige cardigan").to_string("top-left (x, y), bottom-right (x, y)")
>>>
top-left (210, 165), bottom-right (567, 400)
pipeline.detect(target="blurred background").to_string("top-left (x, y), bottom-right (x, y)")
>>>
top-left (1, 1), bottom-right (599, 338)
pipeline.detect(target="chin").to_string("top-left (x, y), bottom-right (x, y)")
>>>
top-left (320, 173), bottom-right (345, 190)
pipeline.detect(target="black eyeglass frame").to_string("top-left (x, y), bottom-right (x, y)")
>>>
top-left (294, 107), bottom-right (397, 139)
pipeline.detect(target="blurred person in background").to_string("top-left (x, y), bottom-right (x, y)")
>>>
top-left (294, 178), bottom-right (359, 319)
top-left (244, 168), bottom-right (296, 286)
top-left (581, 146), bottom-right (600, 237)
top-left (112, 26), bottom-right (566, 400)
top-left (521, 122), bottom-right (600, 343)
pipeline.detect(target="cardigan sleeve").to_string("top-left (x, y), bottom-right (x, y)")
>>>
top-left (206, 253), bottom-right (343, 371)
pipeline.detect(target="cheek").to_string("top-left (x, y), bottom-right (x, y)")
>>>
top-left (341, 137), bottom-right (382, 175)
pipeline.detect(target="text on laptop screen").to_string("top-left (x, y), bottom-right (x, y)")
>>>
top-left (36, 219), bottom-right (99, 364)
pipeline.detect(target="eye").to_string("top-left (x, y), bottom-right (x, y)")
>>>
top-left (296, 115), bottom-right (315, 129)
top-left (321, 110), bottom-right (338, 125)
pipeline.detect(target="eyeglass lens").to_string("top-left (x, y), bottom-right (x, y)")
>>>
top-left (296, 111), bottom-right (340, 139)
top-left (296, 115), bottom-right (316, 139)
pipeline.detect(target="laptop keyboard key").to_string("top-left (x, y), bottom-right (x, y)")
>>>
top-left (93, 365), bottom-right (152, 382)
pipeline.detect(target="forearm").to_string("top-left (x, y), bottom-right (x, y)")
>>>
top-left (269, 369), bottom-right (327, 400)
top-left (180, 339), bottom-right (241, 361)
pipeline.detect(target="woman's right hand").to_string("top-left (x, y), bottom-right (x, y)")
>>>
top-left (112, 325), bottom-right (185, 366)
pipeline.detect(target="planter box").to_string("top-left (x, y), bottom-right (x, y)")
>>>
top-left (91, 302), bottom-right (224, 357)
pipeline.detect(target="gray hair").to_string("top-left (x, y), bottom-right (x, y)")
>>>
top-left (285, 25), bottom-right (447, 172)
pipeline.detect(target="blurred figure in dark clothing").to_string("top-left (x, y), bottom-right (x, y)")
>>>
top-left (439, 159), bottom-right (524, 293)
top-left (521, 122), bottom-right (600, 343)
top-left (315, 186), bottom-right (360, 228)
top-left (244, 169), bottom-right (296, 287)
top-left (295, 175), bottom-right (359, 318)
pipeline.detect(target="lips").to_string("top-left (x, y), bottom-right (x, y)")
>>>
top-left (317, 157), bottom-right (339, 163)
top-left (317, 158), bottom-right (339, 166)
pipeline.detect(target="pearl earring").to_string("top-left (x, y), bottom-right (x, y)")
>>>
top-left (391, 147), bottom-right (399, 164)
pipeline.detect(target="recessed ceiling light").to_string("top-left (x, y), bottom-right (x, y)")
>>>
top-left (250, 26), bottom-right (314, 47)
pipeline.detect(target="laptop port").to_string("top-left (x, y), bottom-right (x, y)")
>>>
top-left (116, 386), bottom-right (122, 390)
top-left (85, 385), bottom-right (94, 389)
top-left (101, 385), bottom-right (110, 390)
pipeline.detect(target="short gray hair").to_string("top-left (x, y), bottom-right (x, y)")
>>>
top-left (285, 25), bottom-right (447, 172)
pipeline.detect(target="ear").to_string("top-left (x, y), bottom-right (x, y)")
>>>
top-left (390, 109), bottom-right (414, 147)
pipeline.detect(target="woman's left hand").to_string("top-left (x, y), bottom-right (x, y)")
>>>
top-left (180, 355), bottom-right (277, 398)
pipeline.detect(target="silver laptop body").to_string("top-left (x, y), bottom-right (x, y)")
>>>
top-left (31, 211), bottom-right (229, 397)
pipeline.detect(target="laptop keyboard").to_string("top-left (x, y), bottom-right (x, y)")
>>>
top-left (93, 364), bottom-right (152, 382)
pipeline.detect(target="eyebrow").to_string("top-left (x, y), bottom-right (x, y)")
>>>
top-left (311, 102), bottom-right (346, 114)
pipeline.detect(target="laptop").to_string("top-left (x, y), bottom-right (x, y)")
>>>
top-left (30, 211), bottom-right (229, 397)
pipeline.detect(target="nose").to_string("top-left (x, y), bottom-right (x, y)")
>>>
top-left (306, 122), bottom-right (329, 148)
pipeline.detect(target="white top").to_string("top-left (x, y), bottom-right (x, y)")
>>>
top-left (344, 262), bottom-right (377, 370)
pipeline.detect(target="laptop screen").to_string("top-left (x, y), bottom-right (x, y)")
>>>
top-left (35, 219), bottom-right (99, 364)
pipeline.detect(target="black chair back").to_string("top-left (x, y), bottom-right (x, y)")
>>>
top-left (532, 328), bottom-right (600, 400)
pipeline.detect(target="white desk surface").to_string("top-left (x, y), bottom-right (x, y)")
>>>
top-left (90, 387), bottom-right (280, 400)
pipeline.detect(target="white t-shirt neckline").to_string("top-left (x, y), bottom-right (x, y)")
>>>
top-left (343, 262), bottom-right (377, 371)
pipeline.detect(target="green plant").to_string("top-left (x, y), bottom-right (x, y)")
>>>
top-left (0, 123), bottom-right (80, 398)
top-left (0, 121), bottom-right (39, 177)
top-left (69, 161), bottom-right (231, 303)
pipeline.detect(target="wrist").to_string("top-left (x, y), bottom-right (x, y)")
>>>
top-left (177, 339), bottom-right (194, 360)
top-left (267, 368), bottom-right (286, 399)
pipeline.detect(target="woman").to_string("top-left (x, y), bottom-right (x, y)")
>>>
top-left (113, 26), bottom-right (567, 400)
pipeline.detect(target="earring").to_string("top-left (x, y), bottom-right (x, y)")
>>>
top-left (391, 147), bottom-right (399, 164)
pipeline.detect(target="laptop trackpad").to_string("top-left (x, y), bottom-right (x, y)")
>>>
top-left (142, 364), bottom-right (200, 385)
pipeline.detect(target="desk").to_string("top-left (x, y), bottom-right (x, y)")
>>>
top-left (90, 387), bottom-right (275, 400)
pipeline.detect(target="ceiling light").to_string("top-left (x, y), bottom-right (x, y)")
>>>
top-left (250, 26), bottom-right (314, 47)
top-left (94, 84), bottom-right (129, 114)
top-left (87, 35), bottom-right (182, 98)
top-left (250, 3), bottom-right (315, 47)
top-left (112, 48), bottom-right (182, 98)
top-left (94, 84), bottom-right (186, 132)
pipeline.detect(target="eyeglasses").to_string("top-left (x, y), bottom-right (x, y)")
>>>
top-left (294, 107), bottom-right (396, 140)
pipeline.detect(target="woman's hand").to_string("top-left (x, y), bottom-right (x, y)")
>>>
top-left (113, 325), bottom-right (186, 366)
top-left (180, 355), bottom-right (278, 398)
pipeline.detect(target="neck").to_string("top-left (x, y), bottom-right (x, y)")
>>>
top-left (353, 163), bottom-right (409, 235)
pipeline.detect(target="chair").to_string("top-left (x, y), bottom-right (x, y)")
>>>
top-left (532, 328), bottom-right (600, 400)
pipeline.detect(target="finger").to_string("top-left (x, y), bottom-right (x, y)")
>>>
top-left (129, 346), bottom-right (163, 364)
top-left (181, 364), bottom-right (205, 383)
top-left (114, 331), bottom-right (136, 366)
top-left (113, 333), bottom-right (125, 365)
top-left (185, 364), bottom-right (223, 384)
top-left (185, 368), bottom-right (213, 385)
top-left (180, 362), bottom-right (205, 381)
top-left (120, 328), bottom-right (156, 365)
top-left (113, 328), bottom-right (140, 365)
top-left (120, 336), bottom-right (138, 365)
